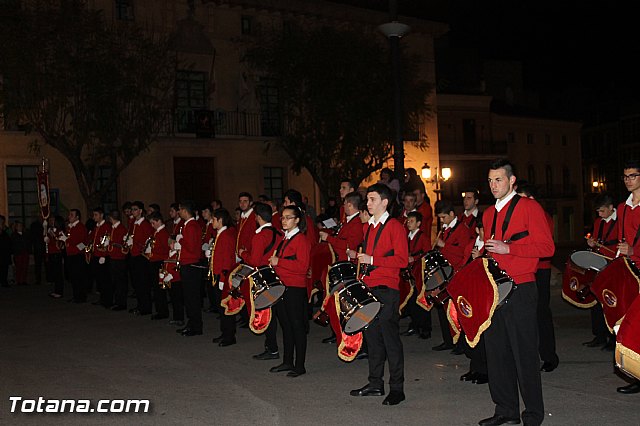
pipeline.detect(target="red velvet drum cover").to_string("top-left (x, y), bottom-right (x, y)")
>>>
top-left (591, 256), bottom-right (640, 333)
top-left (615, 295), bottom-right (640, 380)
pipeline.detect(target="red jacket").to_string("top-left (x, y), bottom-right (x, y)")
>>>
top-left (211, 227), bottom-right (237, 276)
top-left (416, 202), bottom-right (433, 235)
top-left (617, 202), bottom-right (640, 263)
top-left (236, 210), bottom-right (257, 254)
top-left (107, 222), bottom-right (128, 260)
top-left (325, 214), bottom-right (363, 262)
top-left (148, 227), bottom-right (170, 263)
top-left (440, 219), bottom-right (475, 271)
top-left (274, 231), bottom-right (311, 288)
top-left (460, 210), bottom-right (482, 235)
top-left (361, 216), bottom-right (409, 290)
top-left (46, 226), bottom-right (62, 254)
top-left (130, 218), bottom-right (154, 257)
top-left (408, 229), bottom-right (431, 260)
top-left (87, 220), bottom-right (112, 259)
top-left (240, 225), bottom-right (282, 267)
top-left (482, 195), bottom-right (555, 284)
top-left (169, 218), bottom-right (184, 239)
top-left (179, 218), bottom-right (202, 266)
top-left (591, 214), bottom-right (618, 256)
top-left (65, 221), bottom-right (88, 256)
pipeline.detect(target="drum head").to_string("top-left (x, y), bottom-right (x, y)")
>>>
top-left (424, 265), bottom-right (454, 291)
top-left (570, 251), bottom-right (608, 272)
top-left (343, 301), bottom-right (381, 335)
top-left (496, 279), bottom-right (514, 305)
top-left (254, 284), bottom-right (286, 310)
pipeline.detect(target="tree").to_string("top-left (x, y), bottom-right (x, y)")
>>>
top-left (0, 0), bottom-right (175, 212)
top-left (245, 25), bottom-right (433, 203)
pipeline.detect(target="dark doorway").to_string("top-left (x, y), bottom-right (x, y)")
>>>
top-left (173, 157), bottom-right (215, 207)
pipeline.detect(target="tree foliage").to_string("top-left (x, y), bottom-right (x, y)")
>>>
top-left (245, 25), bottom-right (433, 201)
top-left (0, 0), bottom-right (175, 212)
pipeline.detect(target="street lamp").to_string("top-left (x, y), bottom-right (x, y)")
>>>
top-left (421, 162), bottom-right (452, 201)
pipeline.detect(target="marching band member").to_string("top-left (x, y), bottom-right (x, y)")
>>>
top-left (516, 181), bottom-right (559, 373)
top-left (176, 200), bottom-right (205, 336)
top-left (413, 185), bottom-right (433, 237)
top-left (210, 208), bottom-right (239, 346)
top-left (283, 189), bottom-right (318, 245)
top-left (398, 192), bottom-right (417, 230)
top-left (240, 202), bottom-right (282, 360)
top-left (62, 209), bottom-right (88, 303)
top-left (432, 200), bottom-right (474, 352)
top-left (236, 192), bottom-right (257, 260)
top-left (88, 207), bottom-right (112, 308)
top-left (107, 210), bottom-right (129, 311)
top-left (350, 183), bottom-right (408, 405)
top-left (400, 211), bottom-right (432, 339)
top-left (460, 188), bottom-right (482, 231)
top-left (201, 206), bottom-right (218, 314)
top-left (268, 205), bottom-right (312, 377)
top-left (168, 203), bottom-right (184, 239)
top-left (338, 179), bottom-right (357, 223)
top-left (148, 211), bottom-right (170, 320)
top-left (165, 238), bottom-right (185, 326)
top-left (45, 215), bottom-right (65, 299)
top-left (477, 159), bottom-right (554, 426)
top-left (127, 201), bottom-right (154, 316)
top-left (583, 193), bottom-right (617, 349)
top-left (613, 160), bottom-right (640, 394)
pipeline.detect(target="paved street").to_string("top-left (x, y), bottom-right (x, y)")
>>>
top-left (1, 263), bottom-right (638, 425)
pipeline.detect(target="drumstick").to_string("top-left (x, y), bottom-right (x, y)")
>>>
top-left (433, 227), bottom-right (444, 249)
top-left (584, 234), bottom-right (617, 255)
top-left (355, 247), bottom-right (363, 277)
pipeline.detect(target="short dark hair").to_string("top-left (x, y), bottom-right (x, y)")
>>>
top-left (132, 201), bottom-right (144, 210)
top-left (253, 202), bottom-right (272, 223)
top-left (284, 189), bottom-right (303, 207)
top-left (434, 199), bottom-right (455, 216)
top-left (344, 192), bottom-right (361, 209)
top-left (170, 202), bottom-right (179, 211)
top-left (148, 211), bottom-right (163, 222)
top-left (341, 179), bottom-right (356, 190)
top-left (211, 199), bottom-right (222, 208)
top-left (257, 194), bottom-right (271, 202)
top-left (367, 183), bottom-right (392, 203)
top-left (92, 207), bottom-right (104, 215)
top-left (149, 203), bottom-right (160, 212)
top-left (593, 193), bottom-right (615, 209)
top-left (462, 188), bottom-right (480, 200)
top-left (238, 192), bottom-right (253, 201)
top-left (407, 211), bottom-right (423, 223)
top-left (122, 201), bottom-right (132, 210)
top-left (179, 200), bottom-right (196, 216)
top-left (282, 205), bottom-right (307, 233)
top-left (109, 209), bottom-right (120, 221)
top-left (358, 199), bottom-right (369, 213)
top-left (489, 158), bottom-right (516, 178)
top-left (515, 179), bottom-right (537, 198)
top-left (71, 208), bottom-right (82, 220)
top-left (623, 159), bottom-right (640, 171)
top-left (213, 208), bottom-right (233, 228)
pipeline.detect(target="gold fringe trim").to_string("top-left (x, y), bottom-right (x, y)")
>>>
top-left (446, 299), bottom-right (460, 344)
top-left (399, 282), bottom-right (414, 314)
top-left (334, 293), bottom-right (361, 362)
top-left (616, 342), bottom-right (640, 380)
top-left (561, 290), bottom-right (597, 309)
top-left (466, 258), bottom-right (499, 348)
top-left (248, 275), bottom-right (271, 334)
top-left (220, 265), bottom-right (245, 315)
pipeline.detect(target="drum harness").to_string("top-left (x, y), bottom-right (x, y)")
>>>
top-left (361, 220), bottom-right (392, 279)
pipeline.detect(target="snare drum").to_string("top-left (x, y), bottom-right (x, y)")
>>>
top-left (561, 254), bottom-right (598, 308)
top-left (328, 261), bottom-right (357, 294)
top-left (231, 263), bottom-right (256, 289)
top-left (422, 250), bottom-right (454, 291)
top-left (570, 250), bottom-right (609, 272)
top-left (250, 265), bottom-right (286, 310)
top-left (336, 280), bottom-right (381, 335)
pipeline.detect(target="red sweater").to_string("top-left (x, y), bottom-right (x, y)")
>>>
top-left (88, 220), bottom-right (112, 259)
top-left (169, 218), bottom-right (184, 239)
top-left (148, 227), bottom-right (170, 263)
top-left (591, 214), bottom-right (618, 255)
top-left (65, 221), bottom-right (88, 256)
top-left (130, 218), bottom-right (153, 257)
top-left (460, 210), bottom-right (482, 233)
top-left (46, 227), bottom-right (62, 254)
top-left (361, 216), bottom-right (409, 290)
top-left (274, 231), bottom-right (311, 288)
top-left (440, 220), bottom-right (475, 271)
top-left (211, 227), bottom-right (237, 276)
top-left (107, 222), bottom-right (128, 260)
top-left (482, 196), bottom-right (555, 284)
top-left (325, 215), bottom-right (363, 262)
top-left (240, 225), bottom-right (282, 267)
top-left (617, 202), bottom-right (640, 262)
top-left (179, 218), bottom-right (202, 266)
top-left (416, 202), bottom-right (433, 235)
top-left (408, 229), bottom-right (431, 259)
top-left (236, 211), bottom-right (257, 254)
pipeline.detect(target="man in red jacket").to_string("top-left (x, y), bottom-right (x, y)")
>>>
top-left (127, 201), bottom-right (154, 316)
top-left (87, 207), bottom-right (112, 308)
top-left (62, 209), bottom-right (88, 303)
top-left (148, 211), bottom-right (170, 320)
top-left (350, 183), bottom-right (408, 406)
top-left (478, 159), bottom-right (554, 426)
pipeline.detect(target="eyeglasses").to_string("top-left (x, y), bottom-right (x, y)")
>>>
top-left (131, 207), bottom-right (140, 211)
top-left (281, 215), bottom-right (296, 220)
top-left (622, 173), bottom-right (640, 181)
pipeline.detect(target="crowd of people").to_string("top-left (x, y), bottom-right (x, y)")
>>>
top-left (3, 158), bottom-right (639, 424)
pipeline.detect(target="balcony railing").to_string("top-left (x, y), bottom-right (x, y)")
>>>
top-left (160, 109), bottom-right (268, 137)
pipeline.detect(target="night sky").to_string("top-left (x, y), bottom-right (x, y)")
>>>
top-left (332, 0), bottom-right (638, 110)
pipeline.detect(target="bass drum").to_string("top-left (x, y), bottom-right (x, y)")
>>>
top-left (422, 250), bottom-right (454, 291)
top-left (337, 279), bottom-right (381, 335)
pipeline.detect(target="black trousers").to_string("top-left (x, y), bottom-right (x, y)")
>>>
top-left (536, 268), bottom-right (558, 365)
top-left (263, 317), bottom-right (279, 352)
top-left (91, 257), bottom-right (111, 306)
top-left (46, 253), bottom-right (64, 295)
top-left (149, 261), bottom-right (168, 316)
top-left (33, 250), bottom-right (44, 285)
top-left (406, 291), bottom-right (432, 333)
top-left (220, 311), bottom-right (237, 341)
top-left (463, 332), bottom-right (488, 375)
top-left (590, 303), bottom-right (610, 339)
top-left (274, 286), bottom-right (307, 371)
top-left (131, 255), bottom-right (151, 314)
top-left (110, 258), bottom-right (128, 308)
top-left (364, 286), bottom-right (404, 392)
top-left (436, 302), bottom-right (453, 345)
top-left (68, 254), bottom-right (87, 302)
top-left (182, 264), bottom-right (204, 332)
top-left (485, 282), bottom-right (544, 425)
top-left (169, 281), bottom-right (185, 321)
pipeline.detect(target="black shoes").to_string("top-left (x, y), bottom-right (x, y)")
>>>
top-left (350, 384), bottom-right (385, 397)
top-left (355, 351), bottom-right (368, 360)
top-left (253, 350), bottom-right (280, 360)
top-left (218, 338), bottom-right (236, 347)
top-left (460, 370), bottom-right (476, 381)
top-left (212, 335), bottom-right (224, 343)
top-left (110, 305), bottom-right (126, 311)
top-left (286, 369), bottom-right (306, 378)
top-left (432, 342), bottom-right (454, 351)
top-left (178, 327), bottom-right (202, 336)
top-left (540, 361), bottom-right (558, 372)
top-left (418, 331), bottom-right (431, 339)
top-left (169, 320), bottom-right (185, 326)
top-left (460, 371), bottom-right (488, 384)
top-left (617, 381), bottom-right (640, 394)
top-left (322, 335), bottom-right (337, 344)
top-left (478, 414), bottom-right (521, 425)
top-left (382, 391), bottom-right (405, 405)
top-left (582, 336), bottom-right (607, 347)
top-left (401, 328), bottom-right (418, 336)
top-left (151, 314), bottom-right (169, 320)
top-left (451, 345), bottom-right (465, 355)
top-left (269, 363), bottom-right (294, 373)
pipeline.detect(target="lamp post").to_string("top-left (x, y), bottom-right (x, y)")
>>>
top-left (378, 0), bottom-right (410, 184)
top-left (421, 162), bottom-right (452, 201)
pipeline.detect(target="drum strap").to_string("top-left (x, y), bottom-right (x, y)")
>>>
top-left (490, 194), bottom-right (521, 240)
top-left (363, 219), bottom-right (389, 255)
top-left (262, 227), bottom-right (281, 256)
top-left (275, 232), bottom-right (300, 258)
top-left (621, 205), bottom-right (640, 246)
top-left (443, 221), bottom-right (461, 241)
top-left (409, 230), bottom-right (424, 256)
top-left (596, 218), bottom-right (617, 246)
